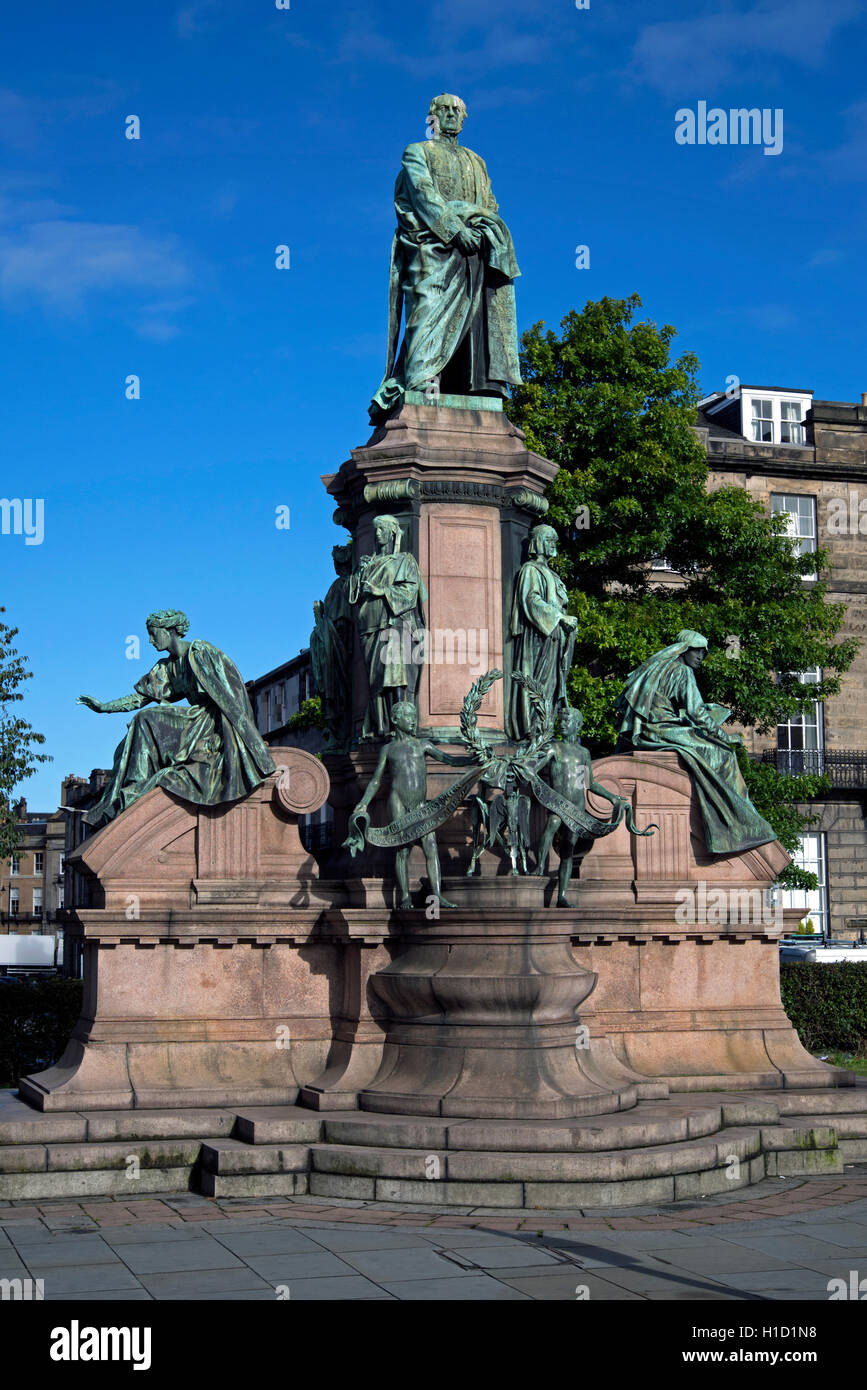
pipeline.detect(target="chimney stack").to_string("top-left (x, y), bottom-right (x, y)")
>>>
top-left (861, 392), bottom-right (867, 407)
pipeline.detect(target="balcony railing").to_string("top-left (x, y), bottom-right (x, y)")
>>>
top-left (757, 749), bottom-right (867, 789)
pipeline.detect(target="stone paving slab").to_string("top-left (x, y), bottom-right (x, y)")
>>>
top-left (1, 1167), bottom-right (866, 1300)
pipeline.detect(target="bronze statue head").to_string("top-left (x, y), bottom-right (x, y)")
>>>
top-left (428, 93), bottom-right (467, 138)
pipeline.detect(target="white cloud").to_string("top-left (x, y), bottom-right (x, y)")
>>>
top-left (0, 219), bottom-right (190, 314)
top-left (628, 0), bottom-right (860, 95)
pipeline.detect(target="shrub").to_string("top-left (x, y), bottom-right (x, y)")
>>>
top-left (0, 977), bottom-right (83, 1087)
top-left (780, 961), bottom-right (867, 1053)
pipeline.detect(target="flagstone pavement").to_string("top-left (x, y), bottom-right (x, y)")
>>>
top-left (3, 1169), bottom-right (867, 1301)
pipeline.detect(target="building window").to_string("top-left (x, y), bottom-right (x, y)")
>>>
top-left (32, 888), bottom-right (43, 919)
top-left (781, 832), bottom-right (828, 936)
top-left (771, 493), bottom-right (817, 580)
top-left (9, 888), bottom-right (18, 916)
top-left (780, 400), bottom-right (805, 445)
top-left (751, 398), bottom-right (774, 442)
top-left (776, 668), bottom-right (823, 774)
top-left (34, 852), bottom-right (43, 874)
top-left (10, 855), bottom-right (20, 876)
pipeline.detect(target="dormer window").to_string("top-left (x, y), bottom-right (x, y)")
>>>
top-left (750, 399), bottom-right (774, 442)
top-left (780, 401), bottom-right (805, 445)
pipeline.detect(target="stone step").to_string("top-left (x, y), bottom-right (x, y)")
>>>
top-left (776, 1089), bottom-right (867, 1117)
top-left (199, 1138), bottom-right (310, 1175)
top-left (234, 1108), bottom-right (325, 1145)
top-left (197, 1171), bottom-right (309, 1198)
top-left (230, 1102), bottom-right (727, 1153)
top-left (0, 1168), bottom-right (194, 1201)
top-left (308, 1128), bottom-right (768, 1184)
top-left (0, 1097), bottom-right (237, 1147)
top-left (0, 1137), bottom-right (204, 1175)
top-left (306, 1164), bottom-right (763, 1210)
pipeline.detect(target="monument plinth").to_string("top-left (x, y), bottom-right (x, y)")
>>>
top-left (325, 398), bottom-right (556, 742)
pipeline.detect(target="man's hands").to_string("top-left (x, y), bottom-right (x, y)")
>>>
top-left (454, 224), bottom-right (482, 254)
top-left (561, 615), bottom-right (578, 631)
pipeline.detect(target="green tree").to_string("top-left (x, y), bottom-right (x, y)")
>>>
top-left (0, 609), bottom-right (50, 860)
top-left (506, 295), bottom-right (857, 889)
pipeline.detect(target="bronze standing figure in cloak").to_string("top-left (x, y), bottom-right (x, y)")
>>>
top-left (615, 630), bottom-right (777, 855)
top-left (77, 608), bottom-right (275, 828)
top-left (508, 524), bottom-right (577, 740)
top-left (369, 93), bottom-right (521, 422)
top-left (310, 543), bottom-right (353, 752)
top-left (348, 514), bottom-right (427, 740)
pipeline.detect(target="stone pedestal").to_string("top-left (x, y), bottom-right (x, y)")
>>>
top-left (17, 749), bottom-right (386, 1113)
top-left (324, 398), bottom-right (556, 742)
top-left (355, 911), bottom-right (634, 1120)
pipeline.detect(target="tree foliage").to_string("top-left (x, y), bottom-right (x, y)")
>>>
top-left (506, 295), bottom-right (857, 889)
top-left (0, 609), bottom-right (50, 861)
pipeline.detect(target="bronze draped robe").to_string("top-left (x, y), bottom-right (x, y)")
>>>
top-left (508, 559), bottom-right (575, 739)
top-left (370, 138), bottom-right (521, 421)
top-left (616, 646), bottom-right (776, 856)
top-left (349, 551), bottom-right (427, 737)
top-left (85, 640), bottom-right (276, 828)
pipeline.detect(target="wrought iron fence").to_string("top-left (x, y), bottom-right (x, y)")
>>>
top-left (757, 749), bottom-right (867, 788)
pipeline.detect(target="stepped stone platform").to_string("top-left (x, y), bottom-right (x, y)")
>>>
top-left (11, 743), bottom-right (860, 1210)
top-left (2, 1087), bottom-right (865, 1208)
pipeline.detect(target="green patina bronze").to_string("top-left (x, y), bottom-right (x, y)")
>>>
top-left (310, 543), bottom-right (353, 753)
top-left (77, 609), bottom-right (275, 828)
top-left (615, 630), bottom-right (777, 855)
top-left (343, 700), bottom-right (475, 910)
top-left (508, 524), bottom-right (577, 740)
top-left (369, 93), bottom-right (521, 422)
top-left (530, 705), bottom-right (655, 907)
top-left (347, 514), bottom-right (427, 740)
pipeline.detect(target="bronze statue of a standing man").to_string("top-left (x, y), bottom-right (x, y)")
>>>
top-left (508, 525), bottom-right (577, 739)
top-left (348, 515), bottom-right (427, 740)
top-left (369, 93), bottom-right (522, 421)
top-left (310, 543), bottom-right (353, 752)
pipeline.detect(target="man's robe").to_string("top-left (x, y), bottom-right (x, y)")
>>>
top-left (370, 138), bottom-right (521, 421)
top-left (508, 560), bottom-right (575, 739)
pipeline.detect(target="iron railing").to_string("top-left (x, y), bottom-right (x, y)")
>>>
top-left (757, 749), bottom-right (867, 789)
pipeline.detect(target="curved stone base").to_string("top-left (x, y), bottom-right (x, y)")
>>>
top-left (350, 915), bottom-right (635, 1119)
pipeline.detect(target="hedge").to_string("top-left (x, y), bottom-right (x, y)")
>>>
top-left (780, 961), bottom-right (867, 1054)
top-left (0, 978), bottom-right (84, 1088)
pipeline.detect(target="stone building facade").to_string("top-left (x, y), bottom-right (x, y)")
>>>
top-left (697, 385), bottom-right (867, 937)
top-left (0, 799), bottom-right (65, 933)
top-left (246, 649), bottom-right (330, 850)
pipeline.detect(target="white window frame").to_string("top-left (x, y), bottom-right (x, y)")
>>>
top-left (9, 887), bottom-right (19, 915)
top-left (771, 493), bottom-right (817, 581)
top-left (781, 832), bottom-right (828, 936)
top-left (34, 852), bottom-right (43, 874)
top-left (780, 400), bottom-right (806, 445)
top-left (32, 887), bottom-right (43, 918)
top-left (751, 398), bottom-right (774, 443)
top-left (10, 855), bottom-right (20, 877)
top-left (776, 668), bottom-right (824, 773)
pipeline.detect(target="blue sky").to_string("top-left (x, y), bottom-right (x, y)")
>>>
top-left (2, 0), bottom-right (866, 809)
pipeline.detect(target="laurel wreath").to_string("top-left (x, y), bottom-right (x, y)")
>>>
top-left (510, 670), bottom-right (555, 762)
top-left (459, 668), bottom-right (502, 764)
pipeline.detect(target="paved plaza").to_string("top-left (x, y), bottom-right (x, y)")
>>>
top-left (3, 1168), bottom-right (867, 1301)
